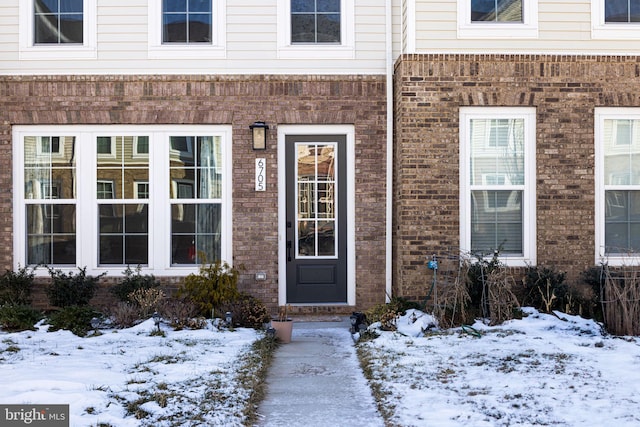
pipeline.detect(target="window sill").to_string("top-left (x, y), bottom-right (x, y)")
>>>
top-left (19, 45), bottom-right (97, 61)
top-left (148, 45), bottom-right (227, 60)
top-left (277, 45), bottom-right (355, 60)
top-left (457, 24), bottom-right (538, 39)
top-left (592, 24), bottom-right (640, 40)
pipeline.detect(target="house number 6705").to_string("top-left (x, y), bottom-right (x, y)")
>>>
top-left (255, 158), bottom-right (266, 191)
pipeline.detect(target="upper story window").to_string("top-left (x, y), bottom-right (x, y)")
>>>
top-left (459, 107), bottom-right (537, 267)
top-left (593, 0), bottom-right (640, 39)
top-left (457, 0), bottom-right (538, 38)
top-left (471, 0), bottom-right (522, 22)
top-left (595, 109), bottom-right (640, 266)
top-left (19, 0), bottom-right (96, 59)
top-left (605, 0), bottom-right (640, 22)
top-left (291, 0), bottom-right (341, 44)
top-left (162, 0), bottom-right (212, 43)
top-left (34, 0), bottom-right (83, 44)
top-left (277, 0), bottom-right (354, 59)
top-left (148, 0), bottom-right (226, 59)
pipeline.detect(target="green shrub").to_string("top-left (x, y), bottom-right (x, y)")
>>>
top-left (46, 267), bottom-right (105, 308)
top-left (0, 266), bottom-right (36, 306)
top-left (580, 265), bottom-right (606, 321)
top-left (177, 260), bottom-right (242, 317)
top-left (111, 266), bottom-right (160, 303)
top-left (0, 305), bottom-right (42, 332)
top-left (466, 251), bottom-right (503, 315)
top-left (47, 306), bottom-right (102, 337)
top-left (523, 265), bottom-right (567, 313)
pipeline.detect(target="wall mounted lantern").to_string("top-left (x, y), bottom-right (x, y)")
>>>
top-left (250, 121), bottom-right (269, 150)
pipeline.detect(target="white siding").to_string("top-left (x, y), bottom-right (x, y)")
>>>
top-left (0, 0), bottom-right (388, 75)
top-left (411, 0), bottom-right (640, 55)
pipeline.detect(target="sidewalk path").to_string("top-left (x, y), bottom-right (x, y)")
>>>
top-left (255, 318), bottom-right (385, 427)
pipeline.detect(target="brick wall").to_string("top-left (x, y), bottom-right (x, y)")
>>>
top-left (393, 54), bottom-right (640, 299)
top-left (0, 74), bottom-right (387, 313)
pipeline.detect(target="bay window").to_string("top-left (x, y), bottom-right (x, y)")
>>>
top-left (13, 126), bottom-right (232, 276)
top-left (460, 108), bottom-right (536, 266)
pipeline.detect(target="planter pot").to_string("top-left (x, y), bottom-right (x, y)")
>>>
top-left (271, 319), bottom-right (293, 343)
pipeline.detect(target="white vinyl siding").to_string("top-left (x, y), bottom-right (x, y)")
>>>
top-left (0, 0), bottom-right (387, 75)
top-left (407, 0), bottom-right (640, 55)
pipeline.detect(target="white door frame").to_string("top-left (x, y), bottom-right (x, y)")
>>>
top-left (277, 125), bottom-right (356, 306)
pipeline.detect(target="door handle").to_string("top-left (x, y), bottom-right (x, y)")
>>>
top-left (287, 240), bottom-right (292, 262)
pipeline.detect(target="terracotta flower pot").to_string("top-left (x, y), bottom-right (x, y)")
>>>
top-left (271, 319), bottom-right (293, 343)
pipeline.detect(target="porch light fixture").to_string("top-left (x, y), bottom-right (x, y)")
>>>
top-left (250, 121), bottom-right (268, 150)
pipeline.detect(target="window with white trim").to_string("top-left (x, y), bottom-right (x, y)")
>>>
top-left (277, 0), bottom-right (354, 59)
top-left (148, 0), bottom-right (226, 59)
top-left (460, 108), bottom-right (536, 266)
top-left (595, 109), bottom-right (640, 265)
top-left (457, 0), bottom-right (538, 38)
top-left (19, 0), bottom-right (96, 60)
top-left (592, 0), bottom-right (640, 39)
top-left (13, 126), bottom-right (232, 276)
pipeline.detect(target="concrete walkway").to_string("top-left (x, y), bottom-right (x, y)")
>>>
top-left (255, 318), bottom-right (385, 427)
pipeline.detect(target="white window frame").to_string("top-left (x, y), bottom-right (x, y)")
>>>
top-left (595, 108), bottom-right (640, 266)
top-left (591, 0), bottom-right (640, 40)
top-left (19, 0), bottom-right (97, 60)
top-left (459, 107), bottom-right (537, 267)
top-left (13, 125), bottom-right (233, 277)
top-left (148, 0), bottom-right (227, 59)
top-left (277, 0), bottom-right (355, 59)
top-left (457, 0), bottom-right (538, 39)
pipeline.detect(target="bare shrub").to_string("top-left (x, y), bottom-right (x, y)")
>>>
top-left (158, 298), bottom-right (202, 330)
top-left (109, 302), bottom-right (141, 328)
top-left (485, 267), bottom-right (520, 326)
top-left (436, 257), bottom-right (472, 328)
top-left (128, 288), bottom-right (166, 318)
top-left (601, 265), bottom-right (640, 336)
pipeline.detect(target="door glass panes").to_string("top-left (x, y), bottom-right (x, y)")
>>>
top-left (96, 136), bottom-right (150, 265)
top-left (163, 0), bottom-right (212, 43)
top-left (469, 118), bottom-right (525, 255)
top-left (170, 136), bottom-right (222, 264)
top-left (291, 0), bottom-right (341, 43)
top-left (605, 0), bottom-right (640, 22)
top-left (603, 119), bottom-right (640, 254)
top-left (296, 143), bottom-right (337, 257)
top-left (23, 136), bottom-right (77, 265)
top-left (471, 0), bottom-right (523, 22)
top-left (35, 0), bottom-right (84, 44)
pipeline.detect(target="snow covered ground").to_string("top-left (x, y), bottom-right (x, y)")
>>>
top-left (0, 319), bottom-right (262, 426)
top-left (360, 308), bottom-right (640, 427)
top-left (1, 309), bottom-right (640, 426)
